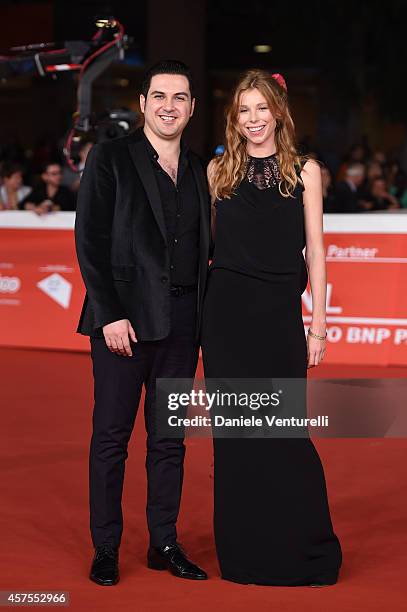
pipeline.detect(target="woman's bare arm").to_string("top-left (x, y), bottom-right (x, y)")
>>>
top-left (301, 159), bottom-right (327, 367)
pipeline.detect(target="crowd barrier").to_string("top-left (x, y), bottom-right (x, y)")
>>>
top-left (1, 211), bottom-right (406, 365)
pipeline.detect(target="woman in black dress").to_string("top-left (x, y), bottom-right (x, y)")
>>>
top-left (201, 70), bottom-right (342, 586)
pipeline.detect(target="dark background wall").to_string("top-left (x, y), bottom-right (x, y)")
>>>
top-left (1, 0), bottom-right (406, 166)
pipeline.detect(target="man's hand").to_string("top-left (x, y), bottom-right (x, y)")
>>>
top-left (35, 201), bottom-right (50, 215)
top-left (24, 202), bottom-right (46, 216)
top-left (103, 319), bottom-right (137, 356)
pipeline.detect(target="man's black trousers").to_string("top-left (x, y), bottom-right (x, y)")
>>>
top-left (89, 290), bottom-right (199, 548)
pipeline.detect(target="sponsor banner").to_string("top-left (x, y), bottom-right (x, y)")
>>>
top-left (301, 231), bottom-right (407, 365)
top-left (1, 212), bottom-right (406, 364)
top-left (0, 227), bottom-right (87, 351)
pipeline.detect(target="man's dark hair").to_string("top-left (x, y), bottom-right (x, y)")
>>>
top-left (141, 59), bottom-right (194, 99)
top-left (1, 162), bottom-right (23, 179)
top-left (41, 161), bottom-right (62, 174)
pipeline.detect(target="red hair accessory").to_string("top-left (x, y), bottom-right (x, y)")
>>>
top-left (272, 73), bottom-right (287, 91)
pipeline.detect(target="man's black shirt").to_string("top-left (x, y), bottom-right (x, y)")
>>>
top-left (142, 132), bottom-right (200, 286)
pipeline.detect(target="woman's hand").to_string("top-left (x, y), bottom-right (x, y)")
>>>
top-left (307, 328), bottom-right (326, 368)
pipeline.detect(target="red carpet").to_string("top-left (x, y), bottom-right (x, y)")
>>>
top-left (1, 347), bottom-right (406, 611)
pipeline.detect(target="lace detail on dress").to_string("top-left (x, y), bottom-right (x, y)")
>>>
top-left (245, 154), bottom-right (281, 190)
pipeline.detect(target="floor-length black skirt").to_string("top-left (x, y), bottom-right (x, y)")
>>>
top-left (201, 268), bottom-right (342, 586)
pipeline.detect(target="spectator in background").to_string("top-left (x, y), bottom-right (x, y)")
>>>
top-left (20, 161), bottom-right (75, 215)
top-left (388, 162), bottom-right (407, 208)
top-left (62, 139), bottom-right (94, 193)
top-left (321, 165), bottom-right (336, 212)
top-left (366, 161), bottom-right (383, 183)
top-left (336, 144), bottom-right (368, 182)
top-left (372, 150), bottom-right (387, 166)
top-left (77, 141), bottom-right (93, 175)
top-left (359, 160), bottom-right (384, 202)
top-left (335, 162), bottom-right (366, 213)
top-left (365, 177), bottom-right (400, 210)
top-left (0, 163), bottom-right (32, 210)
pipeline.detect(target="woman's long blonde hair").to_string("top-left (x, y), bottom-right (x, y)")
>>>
top-left (210, 69), bottom-right (304, 200)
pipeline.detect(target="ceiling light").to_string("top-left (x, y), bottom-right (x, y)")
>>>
top-left (254, 45), bottom-right (272, 54)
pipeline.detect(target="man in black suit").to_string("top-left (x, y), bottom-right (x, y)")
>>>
top-left (334, 162), bottom-right (366, 213)
top-left (75, 60), bottom-right (210, 586)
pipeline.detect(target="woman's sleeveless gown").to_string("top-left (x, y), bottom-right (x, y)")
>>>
top-left (201, 154), bottom-right (342, 586)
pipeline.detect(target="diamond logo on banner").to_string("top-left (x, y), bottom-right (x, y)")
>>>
top-left (37, 273), bottom-right (72, 309)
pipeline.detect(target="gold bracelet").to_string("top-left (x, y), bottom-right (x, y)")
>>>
top-left (308, 328), bottom-right (327, 340)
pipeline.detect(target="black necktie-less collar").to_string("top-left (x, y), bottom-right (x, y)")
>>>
top-left (142, 130), bottom-right (189, 183)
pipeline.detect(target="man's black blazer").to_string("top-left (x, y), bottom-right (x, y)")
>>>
top-left (74, 127), bottom-right (211, 341)
top-left (335, 181), bottom-right (362, 213)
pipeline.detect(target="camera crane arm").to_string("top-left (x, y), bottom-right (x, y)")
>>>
top-left (0, 18), bottom-right (127, 170)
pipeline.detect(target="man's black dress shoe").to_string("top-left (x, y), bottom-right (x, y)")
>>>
top-left (147, 543), bottom-right (208, 580)
top-left (89, 544), bottom-right (119, 586)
